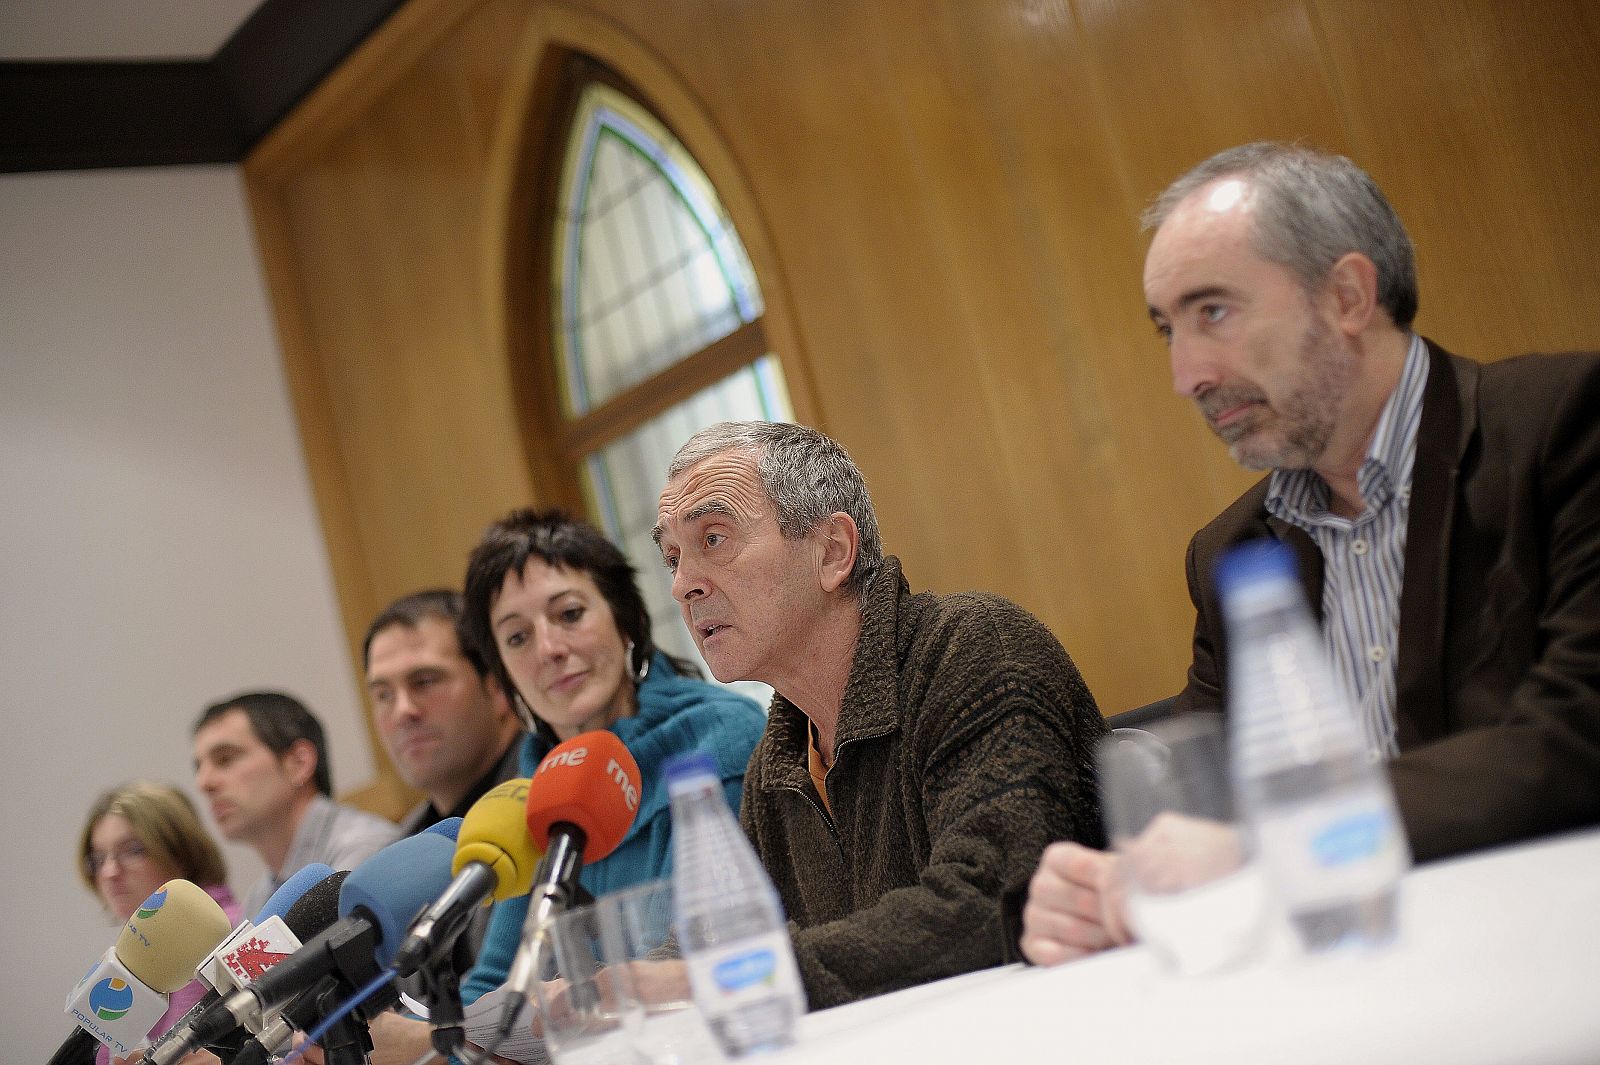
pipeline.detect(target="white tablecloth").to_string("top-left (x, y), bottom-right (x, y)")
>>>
top-left (773, 827), bottom-right (1600, 1065)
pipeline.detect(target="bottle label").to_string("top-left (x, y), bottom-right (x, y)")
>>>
top-left (687, 930), bottom-right (803, 1012)
top-left (1255, 790), bottom-right (1410, 905)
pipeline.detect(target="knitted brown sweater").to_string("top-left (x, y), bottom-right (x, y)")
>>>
top-left (740, 556), bottom-right (1105, 1008)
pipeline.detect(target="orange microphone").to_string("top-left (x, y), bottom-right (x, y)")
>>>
top-left (525, 730), bottom-right (641, 861)
top-left (506, 731), bottom-right (643, 996)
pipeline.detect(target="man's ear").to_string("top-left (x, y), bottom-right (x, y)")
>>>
top-left (816, 512), bottom-right (860, 594)
top-left (282, 738), bottom-right (319, 789)
top-left (484, 674), bottom-right (516, 723)
top-left (1326, 251), bottom-right (1380, 335)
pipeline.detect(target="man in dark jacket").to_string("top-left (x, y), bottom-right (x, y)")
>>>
top-left (655, 421), bottom-right (1105, 1007)
top-left (363, 588), bottom-right (522, 836)
top-left (1019, 142), bottom-right (1600, 967)
top-left (360, 589), bottom-right (526, 1064)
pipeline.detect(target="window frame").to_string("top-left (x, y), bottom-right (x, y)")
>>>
top-left (510, 54), bottom-right (783, 515)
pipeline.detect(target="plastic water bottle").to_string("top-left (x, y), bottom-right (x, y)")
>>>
top-left (665, 752), bottom-right (805, 1056)
top-left (1216, 541), bottom-right (1411, 952)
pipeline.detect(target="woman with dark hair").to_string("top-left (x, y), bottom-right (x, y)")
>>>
top-left (79, 781), bottom-right (242, 1065)
top-left (457, 507), bottom-right (766, 1004)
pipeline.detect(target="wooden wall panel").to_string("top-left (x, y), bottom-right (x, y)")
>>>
top-left (1310, 0), bottom-right (1600, 358)
top-left (247, 0), bottom-right (541, 813)
top-left (245, 0), bottom-right (1600, 804)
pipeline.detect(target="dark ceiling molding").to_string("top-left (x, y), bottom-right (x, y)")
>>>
top-left (215, 0), bottom-right (407, 144)
top-left (0, 0), bottom-right (408, 175)
top-left (0, 61), bottom-right (246, 172)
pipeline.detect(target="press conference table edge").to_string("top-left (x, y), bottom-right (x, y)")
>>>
top-left (775, 826), bottom-right (1600, 1065)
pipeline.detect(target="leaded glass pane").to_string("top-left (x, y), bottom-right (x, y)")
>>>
top-left (581, 357), bottom-right (792, 703)
top-left (554, 84), bottom-right (761, 415)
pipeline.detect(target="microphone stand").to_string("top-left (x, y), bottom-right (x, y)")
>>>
top-left (394, 875), bottom-right (486, 1059)
top-left (419, 957), bottom-right (467, 1059)
top-left (281, 920), bottom-right (400, 1065)
top-left (480, 827), bottom-right (592, 1061)
top-left (307, 979), bottom-right (372, 1065)
top-left (506, 827), bottom-right (585, 997)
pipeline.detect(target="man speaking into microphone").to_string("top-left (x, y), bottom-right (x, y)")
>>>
top-left (653, 422), bottom-right (1107, 1007)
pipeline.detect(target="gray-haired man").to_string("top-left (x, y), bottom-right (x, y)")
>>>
top-left (1019, 142), bottom-right (1600, 968)
top-left (654, 421), bottom-right (1105, 1007)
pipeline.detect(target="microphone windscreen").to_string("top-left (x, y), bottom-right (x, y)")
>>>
top-left (338, 832), bottom-right (457, 967)
top-left (423, 816), bottom-right (463, 842)
top-left (114, 880), bottom-right (232, 993)
top-left (454, 778), bottom-right (539, 902)
top-left (525, 731), bottom-right (641, 863)
top-left (282, 870), bottom-right (349, 942)
top-left (254, 864), bottom-right (334, 924)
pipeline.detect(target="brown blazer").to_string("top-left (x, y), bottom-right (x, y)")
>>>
top-left (1176, 340), bottom-right (1600, 861)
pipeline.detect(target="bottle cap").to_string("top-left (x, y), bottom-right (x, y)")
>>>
top-left (663, 751), bottom-right (718, 790)
top-left (1214, 539), bottom-right (1299, 599)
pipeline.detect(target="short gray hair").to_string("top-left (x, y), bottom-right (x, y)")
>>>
top-left (666, 421), bottom-right (884, 594)
top-left (1142, 142), bottom-right (1418, 329)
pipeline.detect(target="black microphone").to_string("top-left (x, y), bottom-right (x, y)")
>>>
top-left (282, 870), bottom-right (351, 946)
top-left (44, 1028), bottom-right (98, 1065)
top-left (210, 871), bottom-right (353, 1064)
top-left (227, 870), bottom-right (354, 1065)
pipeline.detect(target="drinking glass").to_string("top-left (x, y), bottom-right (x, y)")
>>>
top-left (532, 902), bottom-right (644, 1065)
top-left (595, 879), bottom-right (722, 1065)
top-left (1099, 714), bottom-right (1269, 975)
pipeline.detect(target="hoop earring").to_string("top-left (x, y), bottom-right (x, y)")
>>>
top-left (512, 693), bottom-right (538, 732)
top-left (626, 639), bottom-right (650, 684)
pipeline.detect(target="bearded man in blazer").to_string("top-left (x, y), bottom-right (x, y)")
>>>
top-left (1018, 141), bottom-right (1600, 967)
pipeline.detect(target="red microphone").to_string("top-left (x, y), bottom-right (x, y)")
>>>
top-left (506, 731), bottom-right (643, 996)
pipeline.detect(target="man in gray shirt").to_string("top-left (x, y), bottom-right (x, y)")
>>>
top-left (193, 690), bottom-right (400, 914)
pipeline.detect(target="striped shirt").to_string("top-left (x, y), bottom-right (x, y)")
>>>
top-left (1264, 334), bottom-right (1429, 758)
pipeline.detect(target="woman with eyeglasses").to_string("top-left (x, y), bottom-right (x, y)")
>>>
top-left (78, 780), bottom-right (242, 1064)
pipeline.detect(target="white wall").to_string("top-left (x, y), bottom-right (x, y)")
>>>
top-left (0, 166), bottom-right (378, 1059)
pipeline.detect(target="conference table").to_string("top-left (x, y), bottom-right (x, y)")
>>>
top-left (775, 827), bottom-right (1600, 1065)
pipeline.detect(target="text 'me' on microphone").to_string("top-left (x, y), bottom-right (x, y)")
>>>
top-left (505, 731), bottom-right (641, 996)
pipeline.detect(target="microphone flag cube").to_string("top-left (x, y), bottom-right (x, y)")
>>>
top-left (198, 915), bottom-right (303, 993)
top-left (66, 948), bottom-right (167, 1056)
top-left (220, 915), bottom-right (302, 986)
top-left (196, 919), bottom-right (252, 993)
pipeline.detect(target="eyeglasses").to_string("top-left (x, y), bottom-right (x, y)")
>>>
top-left (84, 839), bottom-right (149, 878)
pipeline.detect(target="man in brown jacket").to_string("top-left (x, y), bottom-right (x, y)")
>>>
top-left (1020, 142), bottom-right (1600, 967)
top-left (655, 421), bottom-right (1105, 1007)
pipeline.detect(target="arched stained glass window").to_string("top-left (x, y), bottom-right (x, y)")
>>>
top-left (548, 79), bottom-right (792, 686)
